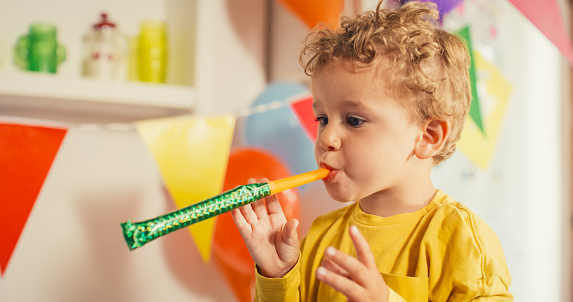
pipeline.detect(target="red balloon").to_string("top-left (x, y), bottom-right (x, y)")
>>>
top-left (212, 147), bottom-right (300, 301)
top-left (277, 0), bottom-right (343, 30)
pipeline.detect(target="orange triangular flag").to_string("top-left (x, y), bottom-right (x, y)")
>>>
top-left (136, 116), bottom-right (235, 262)
top-left (278, 0), bottom-right (343, 29)
top-left (0, 123), bottom-right (67, 276)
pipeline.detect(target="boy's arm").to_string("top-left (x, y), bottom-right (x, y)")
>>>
top-left (448, 276), bottom-right (513, 301)
top-left (431, 208), bottom-right (513, 301)
top-left (254, 256), bottom-right (302, 302)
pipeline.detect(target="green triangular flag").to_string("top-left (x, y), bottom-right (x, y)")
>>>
top-left (456, 26), bottom-right (485, 135)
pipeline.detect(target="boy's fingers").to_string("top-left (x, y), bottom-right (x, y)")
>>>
top-left (240, 203), bottom-right (259, 225)
top-left (238, 178), bottom-right (268, 224)
top-left (230, 208), bottom-right (251, 232)
top-left (316, 266), bottom-right (364, 300)
top-left (321, 257), bottom-right (350, 278)
top-left (323, 246), bottom-right (371, 287)
top-left (265, 194), bottom-right (284, 216)
top-left (349, 225), bottom-right (377, 270)
top-left (257, 178), bottom-right (286, 219)
top-left (251, 198), bottom-right (268, 217)
top-left (264, 176), bottom-right (285, 219)
top-left (246, 178), bottom-right (269, 217)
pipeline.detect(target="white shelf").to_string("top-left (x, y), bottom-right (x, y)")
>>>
top-left (0, 71), bottom-right (195, 123)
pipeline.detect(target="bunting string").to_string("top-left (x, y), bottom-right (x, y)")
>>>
top-left (0, 92), bottom-right (311, 131)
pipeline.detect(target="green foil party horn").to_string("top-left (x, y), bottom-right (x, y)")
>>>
top-left (120, 168), bottom-right (329, 251)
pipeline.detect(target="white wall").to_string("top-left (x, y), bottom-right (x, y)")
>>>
top-left (0, 0), bottom-right (570, 301)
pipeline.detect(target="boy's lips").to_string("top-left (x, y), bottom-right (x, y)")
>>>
top-left (320, 163), bottom-right (338, 182)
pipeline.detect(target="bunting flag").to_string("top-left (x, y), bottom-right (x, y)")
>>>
top-left (0, 123), bottom-right (67, 276)
top-left (400, 0), bottom-right (463, 19)
top-left (290, 95), bottom-right (318, 141)
top-left (136, 116), bottom-right (235, 262)
top-left (458, 51), bottom-right (512, 169)
top-left (276, 0), bottom-right (343, 29)
top-left (508, 0), bottom-right (573, 65)
top-left (456, 26), bottom-right (485, 135)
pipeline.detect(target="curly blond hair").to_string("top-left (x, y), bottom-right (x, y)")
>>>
top-left (300, 1), bottom-right (471, 164)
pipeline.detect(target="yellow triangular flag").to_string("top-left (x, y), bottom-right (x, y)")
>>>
top-left (136, 115), bottom-right (236, 262)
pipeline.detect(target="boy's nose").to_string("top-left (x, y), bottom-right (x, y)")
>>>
top-left (318, 125), bottom-right (341, 151)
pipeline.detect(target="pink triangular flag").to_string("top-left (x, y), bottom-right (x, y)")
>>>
top-left (508, 0), bottom-right (573, 65)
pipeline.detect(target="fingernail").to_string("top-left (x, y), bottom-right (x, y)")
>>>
top-left (350, 225), bottom-right (359, 235)
top-left (326, 246), bottom-right (335, 256)
top-left (317, 266), bottom-right (326, 277)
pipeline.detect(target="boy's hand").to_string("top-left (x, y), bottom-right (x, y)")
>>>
top-left (316, 225), bottom-right (389, 302)
top-left (230, 178), bottom-right (300, 278)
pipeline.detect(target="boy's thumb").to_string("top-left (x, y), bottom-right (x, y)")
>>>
top-left (283, 219), bottom-right (300, 247)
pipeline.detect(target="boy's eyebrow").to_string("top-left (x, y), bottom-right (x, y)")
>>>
top-left (342, 100), bottom-right (367, 109)
top-left (312, 100), bottom-right (369, 110)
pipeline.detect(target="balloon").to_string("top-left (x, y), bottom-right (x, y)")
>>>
top-left (276, 0), bottom-right (343, 29)
top-left (243, 82), bottom-right (317, 183)
top-left (212, 147), bottom-right (301, 302)
top-left (212, 252), bottom-right (253, 302)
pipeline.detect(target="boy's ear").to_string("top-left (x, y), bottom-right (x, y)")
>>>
top-left (414, 119), bottom-right (451, 160)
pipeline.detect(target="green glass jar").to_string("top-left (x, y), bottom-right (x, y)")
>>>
top-left (14, 23), bottom-right (66, 73)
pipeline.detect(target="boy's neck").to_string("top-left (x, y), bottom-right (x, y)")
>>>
top-left (358, 177), bottom-right (437, 217)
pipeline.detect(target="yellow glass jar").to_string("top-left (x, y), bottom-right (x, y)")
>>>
top-left (137, 21), bottom-right (167, 83)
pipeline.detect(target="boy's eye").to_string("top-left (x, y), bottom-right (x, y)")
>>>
top-left (346, 116), bottom-right (365, 127)
top-left (315, 116), bottom-right (328, 126)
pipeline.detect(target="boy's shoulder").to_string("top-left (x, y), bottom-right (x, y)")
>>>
top-left (305, 191), bottom-right (499, 243)
top-left (319, 191), bottom-right (496, 239)
top-left (428, 190), bottom-right (491, 231)
top-left (427, 191), bottom-right (512, 293)
top-left (426, 191), bottom-right (504, 254)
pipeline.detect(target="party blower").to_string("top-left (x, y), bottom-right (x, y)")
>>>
top-left (121, 168), bottom-right (329, 250)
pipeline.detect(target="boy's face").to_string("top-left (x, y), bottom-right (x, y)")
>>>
top-left (312, 60), bottom-right (424, 203)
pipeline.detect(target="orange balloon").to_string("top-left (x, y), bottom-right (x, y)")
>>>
top-left (213, 147), bottom-right (300, 301)
top-left (212, 251), bottom-right (253, 302)
top-left (277, 0), bottom-right (343, 29)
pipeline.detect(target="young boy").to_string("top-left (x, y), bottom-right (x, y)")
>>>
top-left (231, 1), bottom-right (512, 301)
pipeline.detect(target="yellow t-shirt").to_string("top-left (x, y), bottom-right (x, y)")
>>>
top-left (255, 190), bottom-right (512, 301)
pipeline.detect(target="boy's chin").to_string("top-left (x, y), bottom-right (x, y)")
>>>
top-left (324, 187), bottom-right (355, 203)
